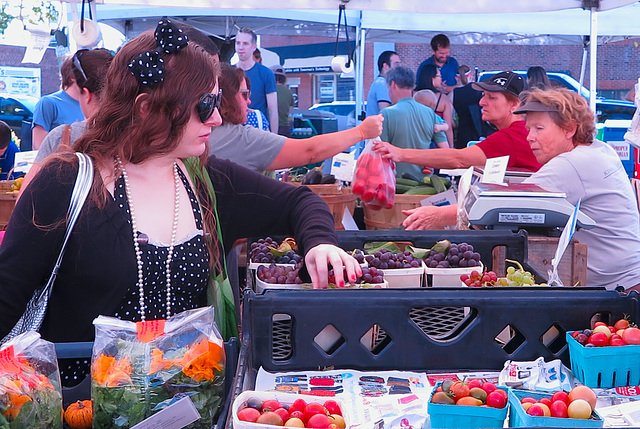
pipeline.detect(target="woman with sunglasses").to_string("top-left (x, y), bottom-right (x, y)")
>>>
top-left (19, 48), bottom-right (114, 198)
top-left (0, 20), bottom-right (360, 370)
top-left (415, 64), bottom-right (454, 146)
top-left (243, 76), bottom-right (270, 131)
top-left (210, 63), bottom-right (383, 173)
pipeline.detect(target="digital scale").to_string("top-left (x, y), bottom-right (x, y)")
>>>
top-left (463, 182), bottom-right (596, 232)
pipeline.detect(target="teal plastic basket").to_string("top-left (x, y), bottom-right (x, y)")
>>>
top-left (508, 388), bottom-right (603, 428)
top-left (566, 331), bottom-right (640, 388)
top-left (428, 382), bottom-right (508, 429)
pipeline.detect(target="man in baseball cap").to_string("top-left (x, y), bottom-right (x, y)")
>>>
top-left (270, 65), bottom-right (295, 136)
top-left (371, 70), bottom-right (542, 230)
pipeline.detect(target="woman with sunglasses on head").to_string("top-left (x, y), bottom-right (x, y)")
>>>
top-left (210, 63), bottom-right (383, 173)
top-left (415, 64), bottom-right (454, 146)
top-left (0, 20), bottom-right (361, 367)
top-left (19, 48), bottom-right (114, 198)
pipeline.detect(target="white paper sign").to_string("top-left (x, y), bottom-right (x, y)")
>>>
top-left (22, 26), bottom-right (51, 65)
top-left (330, 151), bottom-right (357, 182)
top-left (481, 156), bottom-right (509, 184)
top-left (419, 188), bottom-right (457, 207)
top-left (130, 396), bottom-right (200, 429)
top-left (548, 199), bottom-right (581, 286)
top-left (13, 150), bottom-right (38, 174)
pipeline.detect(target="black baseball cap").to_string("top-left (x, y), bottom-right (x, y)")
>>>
top-left (513, 100), bottom-right (560, 114)
top-left (472, 71), bottom-right (524, 97)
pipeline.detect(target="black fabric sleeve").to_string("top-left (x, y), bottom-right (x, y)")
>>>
top-left (206, 156), bottom-right (338, 258)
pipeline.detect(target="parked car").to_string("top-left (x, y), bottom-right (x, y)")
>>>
top-left (478, 71), bottom-right (636, 122)
top-left (309, 101), bottom-right (365, 131)
top-left (0, 93), bottom-right (37, 135)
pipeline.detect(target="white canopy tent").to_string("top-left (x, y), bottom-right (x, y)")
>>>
top-left (63, 0), bottom-right (640, 112)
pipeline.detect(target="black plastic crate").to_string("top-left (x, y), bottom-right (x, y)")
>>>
top-left (55, 337), bottom-right (239, 429)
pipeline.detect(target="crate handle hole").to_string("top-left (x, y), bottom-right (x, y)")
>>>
top-left (495, 324), bottom-right (526, 354)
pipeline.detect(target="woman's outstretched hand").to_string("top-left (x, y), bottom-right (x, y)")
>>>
top-left (305, 244), bottom-right (362, 289)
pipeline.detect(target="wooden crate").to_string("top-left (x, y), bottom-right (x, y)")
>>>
top-left (0, 192), bottom-right (17, 229)
top-left (492, 235), bottom-right (587, 286)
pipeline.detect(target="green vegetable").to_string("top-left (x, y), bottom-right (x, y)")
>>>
top-left (401, 172), bottom-right (423, 183)
top-left (395, 184), bottom-right (413, 194)
top-left (396, 178), bottom-right (420, 187)
top-left (364, 241), bottom-right (402, 254)
top-left (404, 186), bottom-right (437, 195)
top-left (430, 175), bottom-right (447, 193)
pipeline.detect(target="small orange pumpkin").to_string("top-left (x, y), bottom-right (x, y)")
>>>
top-left (64, 400), bottom-right (93, 429)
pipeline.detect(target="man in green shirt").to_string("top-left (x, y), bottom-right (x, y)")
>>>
top-left (271, 65), bottom-right (295, 137)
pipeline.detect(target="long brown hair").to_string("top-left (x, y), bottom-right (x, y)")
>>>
top-left (218, 63), bottom-right (246, 125)
top-left (73, 29), bottom-right (223, 274)
top-left (72, 48), bottom-right (114, 96)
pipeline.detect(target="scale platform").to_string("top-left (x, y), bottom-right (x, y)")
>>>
top-left (464, 182), bottom-right (596, 231)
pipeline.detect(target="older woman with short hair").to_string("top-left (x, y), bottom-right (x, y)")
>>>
top-left (517, 88), bottom-right (640, 290)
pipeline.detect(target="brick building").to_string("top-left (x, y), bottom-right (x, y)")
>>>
top-left (0, 45), bottom-right (62, 96)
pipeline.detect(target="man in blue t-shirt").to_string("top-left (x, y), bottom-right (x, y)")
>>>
top-left (31, 54), bottom-right (84, 150)
top-left (0, 121), bottom-right (20, 180)
top-left (235, 28), bottom-right (278, 133)
top-left (366, 50), bottom-right (401, 118)
top-left (416, 34), bottom-right (459, 94)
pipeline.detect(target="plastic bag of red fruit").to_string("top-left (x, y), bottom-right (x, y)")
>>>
top-left (233, 390), bottom-right (347, 428)
top-left (351, 139), bottom-right (395, 210)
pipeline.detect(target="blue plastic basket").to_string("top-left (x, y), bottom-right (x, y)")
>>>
top-left (508, 388), bottom-right (603, 428)
top-left (427, 382), bottom-right (509, 429)
top-left (566, 331), bottom-right (640, 388)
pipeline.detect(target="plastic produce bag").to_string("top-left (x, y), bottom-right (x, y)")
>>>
top-left (624, 78), bottom-right (640, 149)
top-left (0, 331), bottom-right (63, 428)
top-left (351, 139), bottom-right (396, 210)
top-left (91, 306), bottom-right (225, 429)
top-left (499, 356), bottom-right (573, 392)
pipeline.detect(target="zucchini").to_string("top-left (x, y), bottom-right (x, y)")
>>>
top-left (395, 184), bottom-right (413, 194)
top-left (404, 186), bottom-right (438, 195)
top-left (401, 172), bottom-right (423, 183)
top-left (430, 175), bottom-right (447, 193)
top-left (396, 177), bottom-right (421, 187)
top-left (422, 176), bottom-right (432, 186)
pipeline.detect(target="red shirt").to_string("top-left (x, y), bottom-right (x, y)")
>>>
top-left (476, 120), bottom-right (542, 172)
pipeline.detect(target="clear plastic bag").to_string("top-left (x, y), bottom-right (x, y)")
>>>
top-left (91, 307), bottom-right (225, 429)
top-left (351, 139), bottom-right (396, 210)
top-left (0, 331), bottom-right (63, 428)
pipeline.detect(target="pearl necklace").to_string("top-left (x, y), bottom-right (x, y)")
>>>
top-left (117, 158), bottom-right (180, 321)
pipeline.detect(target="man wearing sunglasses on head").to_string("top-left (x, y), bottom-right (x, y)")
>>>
top-left (31, 53), bottom-right (85, 150)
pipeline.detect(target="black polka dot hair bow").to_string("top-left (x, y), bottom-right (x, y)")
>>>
top-left (128, 17), bottom-right (189, 88)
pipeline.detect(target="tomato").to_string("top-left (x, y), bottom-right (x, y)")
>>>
top-left (521, 402), bottom-right (534, 412)
top-left (274, 407), bottom-right (290, 422)
top-left (467, 379), bottom-right (482, 389)
top-left (614, 318), bottom-right (630, 331)
top-left (536, 403), bottom-right (551, 417)
top-left (609, 325), bottom-right (617, 333)
top-left (376, 188), bottom-right (389, 206)
top-left (469, 387), bottom-right (487, 403)
top-left (237, 407), bottom-right (261, 422)
top-left (481, 382), bottom-right (497, 394)
top-left (538, 397), bottom-right (552, 408)
top-left (367, 158), bottom-right (383, 174)
top-left (486, 390), bottom-right (507, 409)
top-left (285, 417), bottom-right (305, 427)
top-left (449, 381), bottom-right (470, 401)
top-left (307, 413), bottom-right (332, 428)
top-left (569, 385), bottom-right (597, 410)
top-left (551, 391), bottom-right (570, 405)
top-left (290, 410), bottom-right (305, 423)
top-left (571, 331), bottom-right (581, 338)
top-left (592, 325), bottom-right (612, 338)
top-left (593, 321), bottom-right (607, 328)
top-left (588, 331), bottom-right (609, 347)
top-left (329, 415), bottom-right (346, 429)
top-left (431, 391), bottom-right (455, 405)
top-left (323, 400), bottom-right (341, 416)
top-left (567, 399), bottom-right (592, 419)
top-left (256, 411), bottom-right (284, 426)
top-left (494, 388), bottom-right (509, 400)
top-left (351, 179), bottom-right (366, 196)
top-left (357, 153), bottom-right (371, 169)
top-left (520, 397), bottom-right (537, 405)
top-left (622, 327), bottom-right (640, 345)
top-left (355, 166), bottom-right (368, 180)
top-left (456, 396), bottom-right (482, 406)
top-left (550, 400), bottom-right (569, 418)
top-left (611, 338), bottom-right (627, 346)
top-left (361, 187), bottom-right (376, 203)
top-left (289, 399), bottom-right (308, 414)
top-left (262, 399), bottom-right (283, 412)
top-left (435, 386), bottom-right (443, 392)
top-left (304, 402), bottom-right (328, 422)
top-left (527, 404), bottom-right (545, 416)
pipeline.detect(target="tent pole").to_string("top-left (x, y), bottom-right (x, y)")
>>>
top-left (579, 37), bottom-right (587, 87)
top-left (589, 7), bottom-right (597, 112)
top-left (356, 22), bottom-right (366, 125)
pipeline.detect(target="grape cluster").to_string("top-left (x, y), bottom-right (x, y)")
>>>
top-left (424, 242), bottom-right (481, 269)
top-left (328, 266), bottom-right (384, 285)
top-left (256, 263), bottom-right (303, 284)
top-left (502, 265), bottom-right (536, 286)
top-left (352, 249), bottom-right (366, 265)
top-left (365, 249), bottom-right (422, 269)
top-left (250, 237), bottom-right (303, 265)
top-left (461, 270), bottom-right (498, 287)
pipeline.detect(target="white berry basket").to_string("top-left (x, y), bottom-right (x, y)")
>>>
top-left (424, 262), bottom-right (484, 287)
top-left (255, 277), bottom-right (388, 293)
top-left (379, 261), bottom-right (426, 288)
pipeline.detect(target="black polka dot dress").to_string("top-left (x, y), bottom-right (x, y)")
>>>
top-left (59, 167), bottom-right (210, 387)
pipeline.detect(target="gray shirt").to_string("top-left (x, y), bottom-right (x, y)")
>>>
top-left (35, 121), bottom-right (87, 162)
top-left (524, 139), bottom-right (640, 289)
top-left (209, 123), bottom-right (286, 172)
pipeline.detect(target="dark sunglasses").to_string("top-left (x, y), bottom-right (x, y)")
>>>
top-left (73, 49), bottom-right (89, 83)
top-left (197, 90), bottom-right (222, 123)
top-left (238, 89), bottom-right (251, 100)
